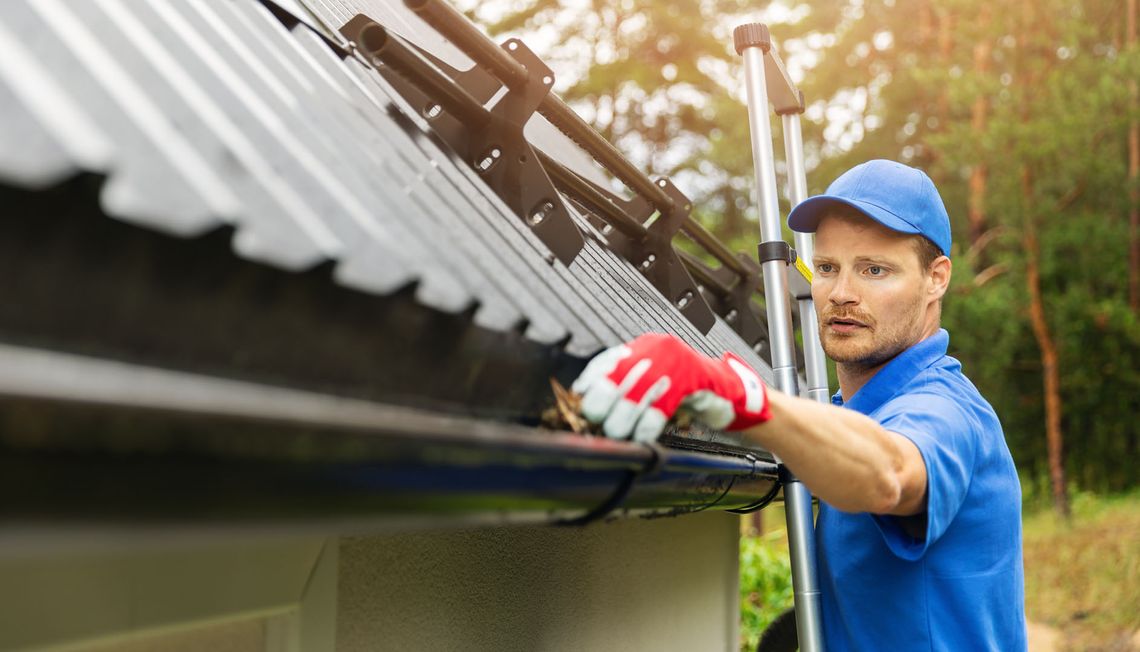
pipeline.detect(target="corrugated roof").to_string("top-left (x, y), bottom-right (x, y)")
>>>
top-left (0, 0), bottom-right (773, 378)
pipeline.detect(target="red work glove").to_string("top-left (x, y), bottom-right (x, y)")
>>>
top-left (571, 333), bottom-right (772, 442)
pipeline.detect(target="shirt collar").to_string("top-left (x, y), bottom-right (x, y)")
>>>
top-left (830, 329), bottom-right (950, 415)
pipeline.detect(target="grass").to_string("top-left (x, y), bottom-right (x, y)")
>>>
top-left (1023, 490), bottom-right (1140, 651)
top-left (740, 491), bottom-right (1140, 652)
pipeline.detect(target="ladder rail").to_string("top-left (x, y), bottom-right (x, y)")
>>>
top-left (783, 112), bottom-right (832, 405)
top-left (741, 44), bottom-right (799, 396)
top-left (735, 23), bottom-right (827, 652)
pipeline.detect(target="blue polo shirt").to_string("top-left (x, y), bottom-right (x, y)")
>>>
top-left (817, 329), bottom-right (1026, 651)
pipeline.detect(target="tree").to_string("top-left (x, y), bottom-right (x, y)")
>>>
top-left (773, 0), bottom-right (1139, 512)
top-left (1129, 0), bottom-right (1139, 313)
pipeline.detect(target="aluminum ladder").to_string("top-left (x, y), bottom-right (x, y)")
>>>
top-left (734, 22), bottom-right (831, 652)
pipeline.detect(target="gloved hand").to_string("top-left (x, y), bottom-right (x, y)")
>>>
top-left (571, 333), bottom-right (772, 441)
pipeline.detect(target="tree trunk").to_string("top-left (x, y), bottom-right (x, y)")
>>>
top-left (925, 5), bottom-right (952, 182)
top-left (967, 7), bottom-right (991, 248)
top-left (1129, 0), bottom-right (1139, 313)
top-left (919, 3), bottom-right (933, 43)
top-left (937, 8), bottom-right (953, 126)
top-left (750, 511), bottom-right (763, 535)
top-left (1021, 167), bottom-right (1070, 519)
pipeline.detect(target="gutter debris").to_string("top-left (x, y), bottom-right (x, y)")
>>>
top-left (540, 377), bottom-right (696, 436)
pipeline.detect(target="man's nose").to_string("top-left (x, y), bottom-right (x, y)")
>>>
top-left (829, 271), bottom-right (859, 306)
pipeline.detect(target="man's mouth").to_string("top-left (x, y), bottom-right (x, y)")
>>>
top-left (826, 316), bottom-right (869, 333)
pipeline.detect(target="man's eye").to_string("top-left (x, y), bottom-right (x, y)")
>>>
top-left (867, 266), bottom-right (884, 276)
top-left (818, 263), bottom-right (834, 273)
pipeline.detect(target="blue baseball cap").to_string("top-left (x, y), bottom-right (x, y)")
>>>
top-left (787, 159), bottom-right (952, 257)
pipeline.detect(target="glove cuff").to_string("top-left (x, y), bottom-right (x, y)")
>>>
top-left (721, 352), bottom-right (772, 430)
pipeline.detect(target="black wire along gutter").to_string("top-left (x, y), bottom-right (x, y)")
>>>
top-left (0, 344), bottom-right (780, 535)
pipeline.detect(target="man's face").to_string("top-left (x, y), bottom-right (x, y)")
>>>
top-left (811, 213), bottom-right (936, 370)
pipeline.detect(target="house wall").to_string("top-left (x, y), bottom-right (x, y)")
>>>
top-left (0, 536), bottom-right (336, 652)
top-left (337, 512), bottom-right (741, 652)
top-left (0, 513), bottom-right (740, 652)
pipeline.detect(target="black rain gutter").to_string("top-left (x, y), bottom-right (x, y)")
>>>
top-left (0, 344), bottom-right (780, 535)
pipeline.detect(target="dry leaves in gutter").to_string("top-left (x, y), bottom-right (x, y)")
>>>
top-left (540, 377), bottom-right (696, 435)
top-left (540, 378), bottom-right (598, 434)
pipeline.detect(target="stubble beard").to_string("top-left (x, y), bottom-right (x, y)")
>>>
top-left (818, 299), bottom-right (926, 374)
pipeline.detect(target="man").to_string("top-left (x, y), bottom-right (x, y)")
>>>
top-left (572, 160), bottom-right (1026, 651)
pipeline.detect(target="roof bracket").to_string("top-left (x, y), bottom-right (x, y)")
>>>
top-left (339, 8), bottom-right (728, 336)
top-left (567, 173), bottom-right (718, 334)
top-left (339, 15), bottom-right (585, 267)
top-left (709, 254), bottom-right (769, 353)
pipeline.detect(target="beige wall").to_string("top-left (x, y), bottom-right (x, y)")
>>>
top-left (337, 513), bottom-right (741, 652)
top-left (0, 513), bottom-right (740, 651)
top-left (0, 536), bottom-right (336, 652)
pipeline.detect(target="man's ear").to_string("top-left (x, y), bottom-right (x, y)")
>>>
top-left (928, 256), bottom-right (952, 300)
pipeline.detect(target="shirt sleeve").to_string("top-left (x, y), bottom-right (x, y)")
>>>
top-left (870, 392), bottom-right (978, 561)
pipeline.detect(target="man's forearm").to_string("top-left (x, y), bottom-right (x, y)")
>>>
top-left (742, 389), bottom-right (925, 515)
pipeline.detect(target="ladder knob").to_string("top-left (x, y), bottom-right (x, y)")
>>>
top-left (733, 23), bottom-right (771, 55)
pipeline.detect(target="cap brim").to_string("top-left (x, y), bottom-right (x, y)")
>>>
top-left (787, 195), bottom-right (923, 237)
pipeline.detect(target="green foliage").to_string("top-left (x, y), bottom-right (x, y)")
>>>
top-left (778, 0), bottom-right (1140, 493)
top-left (929, 0), bottom-right (1138, 492)
top-left (739, 530), bottom-right (795, 651)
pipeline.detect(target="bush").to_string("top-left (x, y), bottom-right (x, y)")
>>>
top-left (740, 530), bottom-right (795, 651)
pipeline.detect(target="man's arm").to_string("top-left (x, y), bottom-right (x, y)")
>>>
top-left (745, 390), bottom-right (927, 516)
top-left (571, 333), bottom-right (927, 517)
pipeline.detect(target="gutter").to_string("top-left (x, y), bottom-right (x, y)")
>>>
top-left (0, 343), bottom-right (780, 535)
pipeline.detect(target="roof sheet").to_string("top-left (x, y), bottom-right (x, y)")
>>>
top-left (0, 0), bottom-right (773, 379)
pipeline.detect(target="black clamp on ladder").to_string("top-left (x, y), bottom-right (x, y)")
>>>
top-left (757, 240), bottom-right (796, 267)
top-left (757, 239), bottom-right (810, 364)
